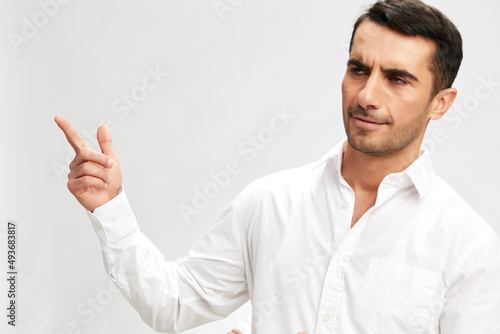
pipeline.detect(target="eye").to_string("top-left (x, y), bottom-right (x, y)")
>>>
top-left (350, 67), bottom-right (366, 76)
top-left (389, 76), bottom-right (407, 84)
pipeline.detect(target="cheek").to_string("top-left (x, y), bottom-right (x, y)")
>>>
top-left (394, 86), bottom-right (432, 108)
top-left (390, 100), bottom-right (431, 126)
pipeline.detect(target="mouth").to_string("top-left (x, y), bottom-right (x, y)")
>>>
top-left (351, 115), bottom-right (387, 129)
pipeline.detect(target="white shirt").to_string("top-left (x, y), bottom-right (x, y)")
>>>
top-left (88, 140), bottom-right (500, 334)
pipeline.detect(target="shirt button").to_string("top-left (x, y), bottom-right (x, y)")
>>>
top-left (341, 201), bottom-right (350, 209)
top-left (111, 215), bottom-right (118, 223)
top-left (335, 255), bottom-right (344, 264)
top-left (323, 314), bottom-right (332, 323)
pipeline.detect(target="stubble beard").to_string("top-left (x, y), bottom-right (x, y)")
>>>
top-left (344, 105), bottom-right (429, 157)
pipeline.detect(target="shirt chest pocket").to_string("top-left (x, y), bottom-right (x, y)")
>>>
top-left (354, 258), bottom-right (443, 334)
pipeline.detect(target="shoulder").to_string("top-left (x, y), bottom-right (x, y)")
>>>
top-left (243, 162), bottom-right (318, 202)
top-left (235, 151), bottom-right (336, 211)
top-left (427, 175), bottom-right (496, 243)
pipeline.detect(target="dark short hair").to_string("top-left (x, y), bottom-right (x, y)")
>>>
top-left (349, 0), bottom-right (463, 96)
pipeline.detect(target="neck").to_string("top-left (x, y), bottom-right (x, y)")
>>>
top-left (341, 141), bottom-right (420, 193)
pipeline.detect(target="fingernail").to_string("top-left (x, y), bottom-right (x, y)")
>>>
top-left (103, 183), bottom-right (108, 189)
top-left (107, 159), bottom-right (114, 168)
top-left (106, 176), bottom-right (111, 183)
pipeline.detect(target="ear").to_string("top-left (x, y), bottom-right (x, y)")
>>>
top-left (428, 87), bottom-right (457, 120)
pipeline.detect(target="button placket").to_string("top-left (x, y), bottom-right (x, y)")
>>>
top-left (338, 184), bottom-right (355, 235)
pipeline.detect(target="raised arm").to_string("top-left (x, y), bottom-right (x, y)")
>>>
top-left (54, 115), bottom-right (122, 212)
top-left (54, 116), bottom-right (249, 333)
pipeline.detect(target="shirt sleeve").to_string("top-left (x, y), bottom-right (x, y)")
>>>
top-left (439, 232), bottom-right (500, 334)
top-left (86, 187), bottom-right (250, 333)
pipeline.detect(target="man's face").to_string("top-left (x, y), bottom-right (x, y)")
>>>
top-left (342, 19), bottom-right (437, 157)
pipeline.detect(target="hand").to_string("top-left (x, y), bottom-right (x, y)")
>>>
top-left (54, 115), bottom-right (122, 212)
top-left (226, 330), bottom-right (243, 334)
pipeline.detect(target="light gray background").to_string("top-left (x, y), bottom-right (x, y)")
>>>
top-left (1, 0), bottom-right (499, 333)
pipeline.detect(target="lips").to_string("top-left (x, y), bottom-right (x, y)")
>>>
top-left (352, 115), bottom-right (384, 125)
top-left (347, 105), bottom-right (390, 130)
top-left (351, 114), bottom-right (387, 130)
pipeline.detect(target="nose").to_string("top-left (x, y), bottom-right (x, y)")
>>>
top-left (356, 73), bottom-right (382, 111)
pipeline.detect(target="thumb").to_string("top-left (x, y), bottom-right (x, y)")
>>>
top-left (97, 125), bottom-right (116, 157)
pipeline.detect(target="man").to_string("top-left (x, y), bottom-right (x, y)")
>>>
top-left (55, 0), bottom-right (500, 333)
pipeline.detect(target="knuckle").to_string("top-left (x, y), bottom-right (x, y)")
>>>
top-left (97, 154), bottom-right (108, 166)
top-left (83, 175), bottom-right (101, 188)
top-left (81, 175), bottom-right (92, 185)
top-left (67, 179), bottom-right (76, 193)
top-left (102, 171), bottom-right (109, 182)
top-left (81, 162), bottom-right (99, 175)
top-left (79, 163), bottom-right (90, 174)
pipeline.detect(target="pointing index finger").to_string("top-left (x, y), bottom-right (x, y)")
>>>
top-left (54, 115), bottom-right (87, 152)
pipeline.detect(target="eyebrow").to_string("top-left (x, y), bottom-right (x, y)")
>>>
top-left (347, 59), bottom-right (420, 83)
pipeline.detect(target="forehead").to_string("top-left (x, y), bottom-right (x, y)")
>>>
top-left (350, 20), bottom-right (436, 75)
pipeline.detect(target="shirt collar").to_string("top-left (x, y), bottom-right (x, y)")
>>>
top-left (402, 149), bottom-right (435, 198)
top-left (317, 139), bottom-right (435, 198)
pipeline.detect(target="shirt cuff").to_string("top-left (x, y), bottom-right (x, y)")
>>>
top-left (86, 186), bottom-right (139, 244)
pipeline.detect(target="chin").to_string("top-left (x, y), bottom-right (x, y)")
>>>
top-left (347, 135), bottom-right (398, 157)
